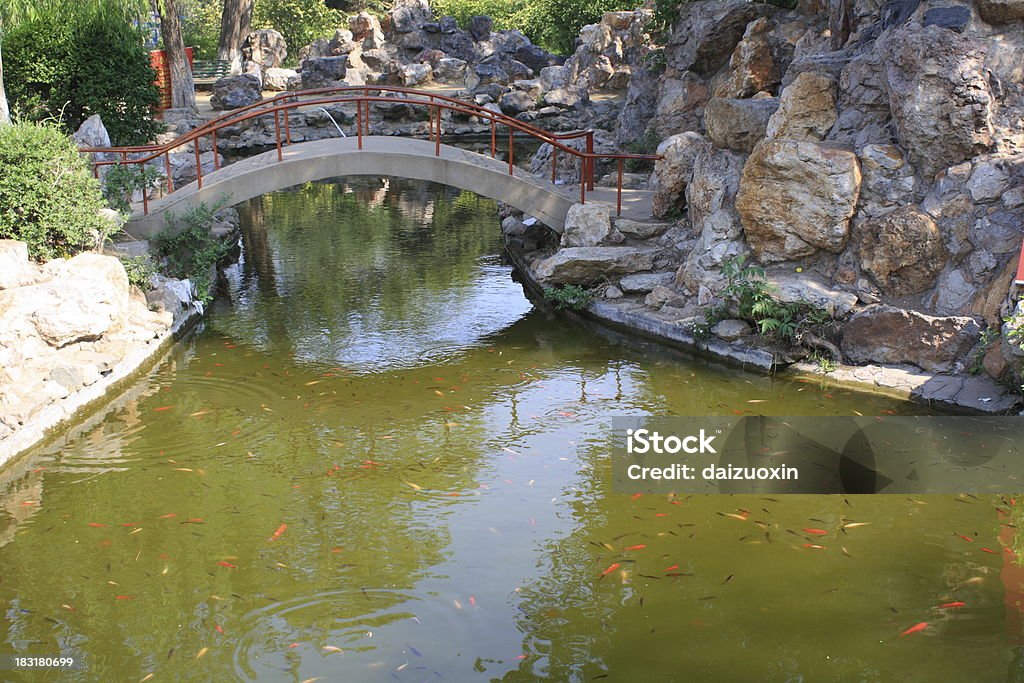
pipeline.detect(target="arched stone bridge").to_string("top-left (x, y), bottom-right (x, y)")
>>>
top-left (125, 137), bottom-right (650, 238)
top-left (82, 86), bottom-right (659, 238)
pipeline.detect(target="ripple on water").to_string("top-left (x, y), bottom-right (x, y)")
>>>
top-left (231, 588), bottom-right (470, 681)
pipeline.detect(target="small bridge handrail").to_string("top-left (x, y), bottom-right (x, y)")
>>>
top-left (80, 85), bottom-right (660, 216)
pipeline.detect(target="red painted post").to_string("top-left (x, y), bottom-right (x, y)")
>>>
top-left (284, 104), bottom-right (291, 145)
top-left (142, 163), bottom-right (149, 215)
top-left (195, 143), bottom-right (203, 189)
top-left (357, 98), bottom-right (363, 150)
top-left (508, 126), bottom-right (514, 175)
top-left (435, 105), bottom-right (441, 156)
top-left (586, 132), bottom-right (595, 190)
top-left (165, 153), bottom-right (174, 194)
top-left (617, 158), bottom-right (624, 216)
top-left (274, 109), bottom-right (283, 162)
top-left (212, 130), bottom-right (220, 170)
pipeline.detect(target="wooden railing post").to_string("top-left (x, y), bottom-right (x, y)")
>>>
top-left (435, 104), bottom-right (441, 156)
top-left (357, 97), bottom-right (363, 150)
top-left (195, 143), bottom-right (203, 189)
top-left (508, 126), bottom-right (514, 175)
top-left (274, 109), bottom-right (283, 162)
top-left (617, 157), bottom-right (624, 216)
top-left (212, 130), bottom-right (220, 170)
top-left (284, 96), bottom-right (291, 145)
top-left (586, 132), bottom-right (595, 190)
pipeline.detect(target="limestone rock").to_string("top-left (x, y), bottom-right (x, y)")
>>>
top-left (0, 241), bottom-right (29, 290)
top-left (350, 11), bottom-right (385, 49)
top-left (967, 161), bottom-right (1011, 202)
top-left (263, 67), bottom-right (299, 91)
top-left (466, 62), bottom-right (509, 90)
top-left (856, 144), bottom-right (916, 218)
top-left (737, 140), bottom-right (861, 263)
top-left (210, 74), bottom-right (262, 110)
top-left (652, 74), bottom-right (709, 138)
top-left (620, 272), bottom-right (675, 293)
top-left (615, 69), bottom-right (659, 147)
top-left (645, 284), bottom-right (687, 309)
top-left (976, 0), bottom-right (1024, 23)
top-left (534, 247), bottom-right (659, 284)
top-left (650, 132), bottom-right (712, 219)
top-left (301, 56), bottom-right (349, 89)
top-left (544, 86), bottom-right (589, 110)
top-left (704, 97), bottom-right (779, 153)
top-left (882, 25), bottom-right (994, 178)
top-left (858, 206), bottom-right (947, 297)
top-left (724, 18), bottom-right (779, 97)
top-left (765, 72), bottom-right (836, 141)
top-left (499, 90), bottom-right (534, 115)
top-left (49, 361), bottom-right (101, 391)
top-left (561, 203), bottom-right (612, 248)
top-left (242, 29), bottom-right (288, 69)
top-left (539, 65), bottom-right (569, 91)
top-left (713, 318), bottom-right (752, 341)
top-left (399, 63), bottom-right (432, 86)
top-left (614, 219), bottom-right (670, 239)
top-left (605, 285), bottom-right (624, 299)
top-left (72, 115), bottom-right (111, 149)
top-left (841, 305), bottom-right (981, 373)
top-left (666, 0), bottom-right (770, 75)
top-left (469, 15), bottom-right (493, 41)
top-left (434, 57), bottom-right (467, 82)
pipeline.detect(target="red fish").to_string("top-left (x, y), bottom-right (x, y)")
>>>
top-left (86, 523), bottom-right (106, 528)
top-left (899, 622), bottom-right (928, 637)
top-left (957, 534), bottom-right (974, 543)
top-left (153, 406), bottom-right (173, 412)
top-left (217, 561), bottom-right (237, 569)
top-left (803, 528), bottom-right (828, 535)
top-left (215, 624), bottom-right (225, 633)
top-left (268, 523), bottom-right (288, 542)
top-left (601, 563), bottom-right (621, 576)
top-left (625, 544), bottom-right (647, 551)
top-left (630, 493), bottom-right (642, 501)
top-left (665, 564), bottom-right (679, 572)
top-left (938, 602), bottom-right (966, 609)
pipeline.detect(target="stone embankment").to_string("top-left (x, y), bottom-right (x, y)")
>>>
top-left (0, 212), bottom-right (238, 465)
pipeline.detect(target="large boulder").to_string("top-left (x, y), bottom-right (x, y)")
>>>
top-left (855, 143), bottom-right (916, 218)
top-left (561, 203), bottom-right (613, 248)
top-left (765, 72), bottom-right (836, 141)
top-left (389, 0), bottom-right (431, 33)
top-left (857, 206), bottom-right (947, 297)
top-left (666, 0), bottom-right (770, 75)
top-left (72, 115), bottom-right (111, 149)
top-left (544, 86), bottom-right (589, 110)
top-left (469, 15), bottom-right (493, 41)
top-left (466, 62), bottom-right (509, 90)
top-left (398, 63), bottom-right (432, 86)
top-left (434, 57), bottom-right (467, 82)
top-left (301, 56), bottom-right (349, 89)
top-left (650, 132), bottom-right (712, 219)
top-left (0, 241), bottom-right (30, 290)
top-left (976, 0), bottom-right (1024, 23)
top-left (840, 306), bottom-right (981, 372)
top-left (882, 25), bottom-right (994, 178)
top-left (722, 17), bottom-right (779, 97)
top-left (210, 74), bottom-right (262, 110)
top-left (737, 140), bottom-right (861, 263)
top-left (263, 67), bottom-right (299, 91)
top-left (350, 11), bottom-right (385, 49)
top-left (242, 29), bottom-right (287, 69)
top-left (704, 97), bottom-right (779, 153)
top-left (615, 68), bottom-right (659, 147)
top-left (652, 74), bottom-right (709, 137)
top-left (534, 247), bottom-right (659, 284)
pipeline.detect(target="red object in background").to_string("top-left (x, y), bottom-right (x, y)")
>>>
top-left (150, 47), bottom-right (194, 114)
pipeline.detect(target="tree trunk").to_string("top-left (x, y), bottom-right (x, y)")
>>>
top-left (0, 23), bottom-right (10, 126)
top-left (218, 0), bottom-right (253, 75)
top-left (155, 0), bottom-right (196, 111)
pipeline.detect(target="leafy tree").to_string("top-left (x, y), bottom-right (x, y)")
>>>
top-left (251, 0), bottom-right (343, 58)
top-left (219, 0), bottom-right (255, 71)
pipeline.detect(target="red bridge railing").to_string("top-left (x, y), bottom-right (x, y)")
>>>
top-left (80, 85), bottom-right (659, 218)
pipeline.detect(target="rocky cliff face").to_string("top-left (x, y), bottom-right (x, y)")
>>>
top-left (638, 0), bottom-right (1024, 380)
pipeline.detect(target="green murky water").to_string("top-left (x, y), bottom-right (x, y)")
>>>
top-left (1, 178), bottom-right (1018, 682)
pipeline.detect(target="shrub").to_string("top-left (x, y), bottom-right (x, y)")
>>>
top-left (119, 254), bottom-right (158, 290)
top-left (543, 284), bottom-right (595, 311)
top-left (0, 121), bottom-right (114, 261)
top-left (102, 165), bottom-right (165, 215)
top-left (153, 202), bottom-right (231, 303)
top-left (3, 10), bottom-right (162, 145)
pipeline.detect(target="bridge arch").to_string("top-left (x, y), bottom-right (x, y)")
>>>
top-left (125, 137), bottom-right (581, 238)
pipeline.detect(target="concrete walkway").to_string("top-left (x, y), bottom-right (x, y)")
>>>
top-left (126, 136), bottom-right (654, 238)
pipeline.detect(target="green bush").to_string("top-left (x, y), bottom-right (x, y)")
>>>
top-left (543, 284), bottom-right (595, 311)
top-left (0, 121), bottom-right (114, 261)
top-left (118, 254), bottom-right (159, 289)
top-left (3, 10), bottom-right (162, 145)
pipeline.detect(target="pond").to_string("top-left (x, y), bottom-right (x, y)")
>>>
top-left (0, 177), bottom-right (1017, 682)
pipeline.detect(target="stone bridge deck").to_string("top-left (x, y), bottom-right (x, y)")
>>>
top-left (125, 136), bottom-right (655, 238)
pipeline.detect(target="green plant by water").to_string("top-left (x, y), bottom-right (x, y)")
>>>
top-left (102, 165), bottom-right (165, 215)
top-left (543, 284), bottom-right (595, 311)
top-left (153, 201), bottom-right (231, 303)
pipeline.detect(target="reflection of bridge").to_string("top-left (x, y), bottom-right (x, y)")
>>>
top-left (81, 86), bottom-right (659, 238)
